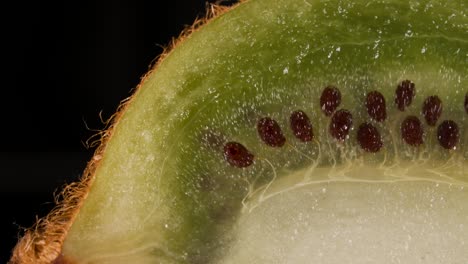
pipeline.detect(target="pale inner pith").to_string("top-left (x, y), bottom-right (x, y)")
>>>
top-left (220, 174), bottom-right (468, 263)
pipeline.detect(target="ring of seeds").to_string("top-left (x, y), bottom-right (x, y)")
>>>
top-left (223, 81), bottom-right (464, 167)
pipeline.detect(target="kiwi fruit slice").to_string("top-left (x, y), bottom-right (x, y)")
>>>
top-left (10, 0), bottom-right (467, 263)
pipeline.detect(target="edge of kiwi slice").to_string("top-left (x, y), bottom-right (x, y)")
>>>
top-left (9, 4), bottom-right (237, 264)
top-left (10, 0), bottom-right (467, 263)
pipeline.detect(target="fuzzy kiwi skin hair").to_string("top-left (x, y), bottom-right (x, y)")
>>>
top-left (10, 0), bottom-right (467, 263)
top-left (9, 5), bottom-right (235, 264)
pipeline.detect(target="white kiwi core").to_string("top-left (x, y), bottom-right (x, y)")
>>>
top-left (220, 165), bottom-right (468, 263)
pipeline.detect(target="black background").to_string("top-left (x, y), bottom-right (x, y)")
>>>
top-left (1, 0), bottom-right (238, 262)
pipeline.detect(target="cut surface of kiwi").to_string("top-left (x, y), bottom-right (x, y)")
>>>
top-left (11, 0), bottom-right (467, 263)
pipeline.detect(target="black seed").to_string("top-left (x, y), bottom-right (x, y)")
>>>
top-left (395, 80), bottom-right (415, 111)
top-left (357, 123), bottom-right (383, 153)
top-left (290, 110), bottom-right (314, 142)
top-left (224, 142), bottom-right (254, 168)
top-left (401, 116), bottom-right (424, 146)
top-left (257, 117), bottom-right (286, 147)
top-left (437, 120), bottom-right (459, 150)
top-left (465, 93), bottom-right (468, 114)
top-left (329, 109), bottom-right (353, 142)
top-left (366, 91), bottom-right (387, 122)
top-left (320, 85), bottom-right (341, 116)
top-left (422, 95), bottom-right (442, 126)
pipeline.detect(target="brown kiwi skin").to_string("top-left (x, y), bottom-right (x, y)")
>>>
top-left (8, 3), bottom-right (236, 264)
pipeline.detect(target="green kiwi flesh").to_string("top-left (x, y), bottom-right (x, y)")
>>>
top-left (12, 0), bottom-right (468, 263)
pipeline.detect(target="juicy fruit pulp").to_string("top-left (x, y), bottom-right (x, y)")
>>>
top-left (12, 0), bottom-right (467, 263)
